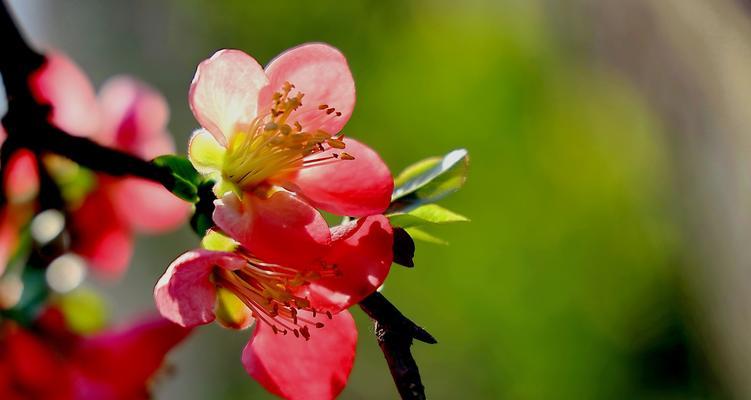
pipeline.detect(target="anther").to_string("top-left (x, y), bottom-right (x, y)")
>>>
top-left (318, 104), bottom-right (328, 110)
top-left (326, 311), bottom-right (333, 320)
top-left (340, 152), bottom-right (355, 160)
top-left (293, 329), bottom-right (300, 338)
top-left (300, 326), bottom-right (310, 341)
top-left (326, 138), bottom-right (346, 149)
top-left (264, 122), bottom-right (278, 131)
top-left (326, 108), bottom-right (336, 115)
top-left (315, 322), bottom-right (325, 329)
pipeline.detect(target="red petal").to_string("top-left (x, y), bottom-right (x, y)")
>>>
top-left (70, 315), bottom-right (191, 399)
top-left (292, 138), bottom-right (393, 217)
top-left (97, 76), bottom-right (174, 159)
top-left (154, 250), bottom-right (244, 328)
top-left (29, 51), bottom-right (101, 137)
top-left (70, 185), bottom-right (133, 279)
top-left (242, 309), bottom-right (357, 400)
top-left (189, 49), bottom-right (268, 146)
top-left (259, 43), bottom-right (355, 135)
top-left (306, 215), bottom-right (393, 312)
top-left (4, 149), bottom-right (39, 202)
top-left (3, 327), bottom-right (74, 398)
top-left (109, 178), bottom-right (189, 233)
top-left (213, 191), bottom-right (331, 267)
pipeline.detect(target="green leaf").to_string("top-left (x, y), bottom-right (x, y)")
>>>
top-left (405, 227), bottom-right (449, 245)
top-left (390, 148), bottom-right (469, 213)
top-left (153, 155), bottom-right (202, 202)
top-left (389, 204), bottom-right (469, 228)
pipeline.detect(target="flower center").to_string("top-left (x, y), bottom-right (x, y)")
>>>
top-left (212, 249), bottom-right (341, 340)
top-left (222, 82), bottom-right (354, 190)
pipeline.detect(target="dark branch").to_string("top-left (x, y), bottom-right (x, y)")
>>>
top-left (0, 0), bottom-right (175, 194)
top-left (360, 292), bottom-right (437, 399)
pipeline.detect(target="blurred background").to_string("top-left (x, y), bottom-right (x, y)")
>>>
top-left (7, 0), bottom-right (751, 398)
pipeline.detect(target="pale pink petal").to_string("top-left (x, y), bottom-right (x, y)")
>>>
top-left (109, 178), bottom-right (189, 234)
top-left (70, 186), bottom-right (133, 280)
top-left (305, 215), bottom-right (393, 312)
top-left (291, 138), bottom-right (393, 217)
top-left (97, 76), bottom-right (174, 159)
top-left (189, 49), bottom-right (268, 145)
top-left (29, 51), bottom-right (101, 137)
top-left (259, 43), bottom-right (355, 134)
top-left (242, 309), bottom-right (357, 400)
top-left (213, 191), bottom-right (331, 267)
top-left (154, 250), bottom-right (244, 328)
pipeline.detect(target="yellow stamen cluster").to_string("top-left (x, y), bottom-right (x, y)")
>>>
top-left (213, 248), bottom-right (342, 340)
top-left (222, 82), bottom-right (353, 190)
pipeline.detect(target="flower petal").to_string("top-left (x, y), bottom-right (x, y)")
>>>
top-left (29, 51), bottom-right (101, 137)
top-left (259, 43), bottom-right (355, 134)
top-left (242, 309), bottom-right (357, 400)
top-left (97, 76), bottom-right (174, 159)
top-left (306, 215), bottom-right (393, 312)
top-left (189, 49), bottom-right (268, 145)
top-left (4, 149), bottom-right (39, 204)
top-left (4, 327), bottom-right (73, 398)
top-left (154, 249), bottom-right (243, 328)
top-left (70, 315), bottom-right (192, 399)
top-left (188, 129), bottom-right (226, 175)
top-left (70, 186), bottom-right (133, 280)
top-left (291, 138), bottom-right (393, 217)
top-left (109, 177), bottom-right (189, 234)
top-left (213, 190), bottom-right (331, 267)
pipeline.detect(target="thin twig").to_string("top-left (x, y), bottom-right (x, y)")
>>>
top-left (360, 292), bottom-right (437, 399)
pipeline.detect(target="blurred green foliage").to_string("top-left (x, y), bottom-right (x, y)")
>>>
top-left (60, 0), bottom-right (722, 398)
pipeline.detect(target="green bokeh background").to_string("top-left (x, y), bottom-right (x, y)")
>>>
top-left (10, 0), bottom-right (720, 398)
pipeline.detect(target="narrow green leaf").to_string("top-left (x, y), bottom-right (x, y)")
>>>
top-left (153, 155), bottom-right (201, 202)
top-left (172, 176), bottom-right (199, 202)
top-left (389, 148), bottom-right (469, 213)
top-left (393, 156), bottom-right (442, 187)
top-left (405, 227), bottom-right (448, 245)
top-left (153, 155), bottom-right (201, 185)
top-left (389, 204), bottom-right (469, 228)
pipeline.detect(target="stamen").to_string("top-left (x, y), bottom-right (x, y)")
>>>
top-left (222, 84), bottom-right (355, 190)
top-left (213, 254), bottom-right (335, 340)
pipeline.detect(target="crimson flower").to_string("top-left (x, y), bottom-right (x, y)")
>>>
top-left (28, 52), bottom-right (189, 278)
top-left (155, 213), bottom-right (393, 399)
top-left (0, 308), bottom-right (190, 400)
top-left (187, 44), bottom-right (393, 264)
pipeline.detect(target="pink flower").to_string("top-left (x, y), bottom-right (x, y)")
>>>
top-left (0, 308), bottom-right (191, 400)
top-left (188, 44), bottom-right (393, 267)
top-left (155, 214), bottom-right (393, 399)
top-left (28, 52), bottom-right (189, 278)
